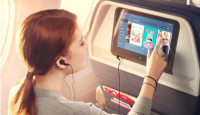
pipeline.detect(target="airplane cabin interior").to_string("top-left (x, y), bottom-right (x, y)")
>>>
top-left (1, 0), bottom-right (200, 115)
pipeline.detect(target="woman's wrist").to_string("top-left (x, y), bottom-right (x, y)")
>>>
top-left (143, 77), bottom-right (157, 87)
top-left (144, 75), bottom-right (158, 89)
top-left (146, 73), bottom-right (160, 82)
top-left (139, 77), bottom-right (156, 101)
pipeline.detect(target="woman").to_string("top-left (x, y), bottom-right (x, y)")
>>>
top-left (8, 9), bottom-right (167, 115)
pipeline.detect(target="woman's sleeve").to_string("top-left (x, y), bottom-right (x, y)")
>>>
top-left (128, 96), bottom-right (152, 115)
top-left (73, 102), bottom-right (117, 115)
top-left (74, 96), bottom-right (152, 115)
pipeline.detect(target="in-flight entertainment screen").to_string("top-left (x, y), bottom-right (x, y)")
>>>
top-left (111, 8), bottom-right (180, 74)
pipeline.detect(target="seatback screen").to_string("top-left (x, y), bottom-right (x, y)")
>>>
top-left (111, 8), bottom-right (180, 74)
top-left (117, 12), bottom-right (174, 61)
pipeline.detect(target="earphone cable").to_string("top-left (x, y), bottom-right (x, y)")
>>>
top-left (64, 80), bottom-right (71, 100)
top-left (117, 55), bottom-right (121, 114)
top-left (69, 64), bottom-right (75, 101)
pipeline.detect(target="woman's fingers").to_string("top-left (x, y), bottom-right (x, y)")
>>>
top-left (145, 37), bottom-right (169, 82)
top-left (147, 49), bottom-right (151, 60)
top-left (162, 56), bottom-right (166, 61)
top-left (154, 37), bottom-right (163, 54)
top-left (159, 51), bottom-right (165, 57)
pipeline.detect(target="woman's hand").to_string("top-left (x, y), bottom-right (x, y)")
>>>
top-left (146, 37), bottom-right (168, 82)
top-left (138, 38), bottom-right (168, 101)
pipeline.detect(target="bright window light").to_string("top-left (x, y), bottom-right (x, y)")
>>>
top-left (60, 0), bottom-right (98, 31)
top-left (1, 0), bottom-right (10, 56)
top-left (1, 0), bottom-right (15, 76)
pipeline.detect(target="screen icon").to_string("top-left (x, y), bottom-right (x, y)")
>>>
top-left (162, 26), bottom-right (166, 29)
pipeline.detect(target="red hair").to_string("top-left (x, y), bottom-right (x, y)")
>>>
top-left (9, 9), bottom-right (77, 115)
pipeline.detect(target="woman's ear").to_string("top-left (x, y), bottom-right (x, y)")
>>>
top-left (56, 57), bottom-right (67, 69)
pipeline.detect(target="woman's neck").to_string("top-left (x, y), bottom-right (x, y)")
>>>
top-left (34, 70), bottom-right (66, 93)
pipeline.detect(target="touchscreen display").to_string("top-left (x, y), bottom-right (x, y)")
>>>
top-left (117, 12), bottom-right (174, 61)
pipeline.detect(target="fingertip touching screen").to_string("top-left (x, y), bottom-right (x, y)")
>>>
top-left (111, 8), bottom-right (180, 74)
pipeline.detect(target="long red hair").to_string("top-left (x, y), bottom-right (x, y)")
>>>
top-left (9, 9), bottom-right (77, 115)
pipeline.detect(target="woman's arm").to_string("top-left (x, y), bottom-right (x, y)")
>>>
top-left (128, 37), bottom-right (168, 115)
top-left (139, 77), bottom-right (156, 101)
top-left (142, 37), bottom-right (167, 100)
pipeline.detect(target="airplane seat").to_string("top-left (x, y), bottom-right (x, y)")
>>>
top-left (95, 86), bottom-right (106, 109)
top-left (89, 0), bottom-right (200, 115)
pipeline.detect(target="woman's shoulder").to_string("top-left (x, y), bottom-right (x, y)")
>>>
top-left (52, 98), bottom-right (106, 115)
top-left (34, 88), bottom-right (109, 115)
top-left (34, 87), bottom-right (86, 113)
top-left (52, 95), bottom-right (86, 110)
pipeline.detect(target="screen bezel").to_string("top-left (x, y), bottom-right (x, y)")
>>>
top-left (111, 8), bottom-right (180, 74)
